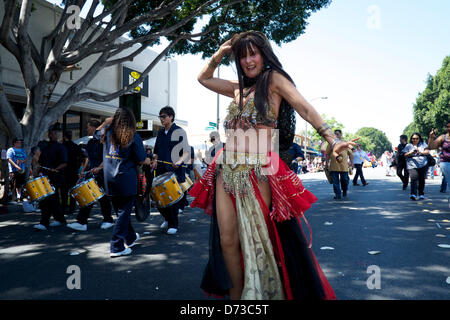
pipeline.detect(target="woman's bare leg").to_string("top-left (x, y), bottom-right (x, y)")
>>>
top-left (216, 173), bottom-right (243, 300)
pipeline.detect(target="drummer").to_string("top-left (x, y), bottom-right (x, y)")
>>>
top-left (67, 119), bottom-right (114, 232)
top-left (96, 108), bottom-right (151, 257)
top-left (33, 124), bottom-right (68, 231)
top-left (151, 106), bottom-right (190, 235)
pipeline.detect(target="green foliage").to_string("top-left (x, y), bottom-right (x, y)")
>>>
top-left (354, 127), bottom-right (392, 158)
top-left (101, 0), bottom-right (332, 59)
top-left (402, 122), bottom-right (420, 140)
top-left (307, 113), bottom-right (345, 142)
top-left (412, 55), bottom-right (450, 137)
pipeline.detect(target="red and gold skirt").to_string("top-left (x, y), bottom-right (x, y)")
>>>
top-left (189, 149), bottom-right (336, 300)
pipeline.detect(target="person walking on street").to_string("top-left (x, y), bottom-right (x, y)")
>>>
top-left (352, 144), bottom-right (370, 186)
top-left (67, 120), bottom-right (114, 231)
top-left (205, 131), bottom-right (224, 165)
top-left (326, 129), bottom-right (354, 199)
top-left (428, 121), bottom-right (450, 194)
top-left (151, 106), bottom-right (190, 235)
top-left (61, 130), bottom-right (87, 215)
top-left (404, 133), bottom-right (430, 200)
top-left (396, 134), bottom-right (409, 190)
top-left (33, 125), bottom-right (68, 230)
top-left (96, 108), bottom-right (150, 257)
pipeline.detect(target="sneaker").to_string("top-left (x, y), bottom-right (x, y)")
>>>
top-left (110, 247), bottom-right (132, 258)
top-left (67, 222), bottom-right (87, 231)
top-left (418, 195), bottom-right (425, 200)
top-left (126, 233), bottom-right (140, 248)
top-left (410, 195), bottom-right (417, 201)
top-left (160, 221), bottom-right (168, 229)
top-left (167, 228), bottom-right (178, 235)
top-left (100, 222), bottom-right (114, 230)
top-left (33, 224), bottom-right (48, 231)
top-left (49, 221), bottom-right (64, 227)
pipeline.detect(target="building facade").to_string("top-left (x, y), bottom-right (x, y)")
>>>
top-left (0, 0), bottom-right (186, 144)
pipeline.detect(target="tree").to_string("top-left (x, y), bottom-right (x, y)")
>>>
top-left (402, 122), bottom-right (419, 140)
top-left (0, 0), bottom-right (332, 155)
top-left (354, 127), bottom-right (392, 158)
top-left (307, 113), bottom-right (345, 150)
top-left (412, 55), bottom-right (450, 137)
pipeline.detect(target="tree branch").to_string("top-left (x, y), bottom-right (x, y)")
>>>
top-left (77, 38), bottom-right (181, 103)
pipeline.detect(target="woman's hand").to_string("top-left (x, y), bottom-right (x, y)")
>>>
top-left (429, 129), bottom-right (436, 140)
top-left (332, 138), bottom-right (360, 163)
top-left (218, 39), bottom-right (233, 56)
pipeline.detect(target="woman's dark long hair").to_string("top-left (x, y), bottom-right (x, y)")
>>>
top-left (230, 31), bottom-right (296, 152)
top-left (110, 107), bottom-right (136, 148)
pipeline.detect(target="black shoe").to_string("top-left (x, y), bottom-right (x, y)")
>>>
top-left (410, 195), bottom-right (417, 201)
top-left (333, 196), bottom-right (342, 200)
top-left (343, 191), bottom-right (347, 197)
top-left (403, 185), bottom-right (407, 190)
top-left (353, 183), bottom-right (360, 186)
top-left (362, 182), bottom-right (369, 186)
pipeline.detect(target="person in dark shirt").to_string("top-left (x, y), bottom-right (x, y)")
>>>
top-left (287, 142), bottom-right (305, 173)
top-left (97, 108), bottom-right (150, 257)
top-left (62, 130), bottom-right (87, 215)
top-left (67, 120), bottom-right (114, 231)
top-left (151, 106), bottom-right (190, 235)
top-left (33, 125), bottom-right (68, 231)
top-left (396, 134), bottom-right (409, 190)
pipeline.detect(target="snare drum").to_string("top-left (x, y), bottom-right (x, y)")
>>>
top-left (150, 172), bottom-right (183, 208)
top-left (70, 178), bottom-right (104, 208)
top-left (23, 176), bottom-right (55, 202)
top-left (179, 174), bottom-right (193, 193)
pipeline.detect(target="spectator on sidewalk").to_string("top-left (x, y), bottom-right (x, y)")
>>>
top-left (428, 121), bottom-right (450, 194)
top-left (7, 138), bottom-right (27, 203)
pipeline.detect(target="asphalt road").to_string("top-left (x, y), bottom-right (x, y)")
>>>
top-left (0, 166), bottom-right (449, 300)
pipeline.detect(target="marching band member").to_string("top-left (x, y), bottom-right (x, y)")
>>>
top-left (33, 125), bottom-right (67, 231)
top-left (96, 108), bottom-right (150, 257)
top-left (151, 106), bottom-right (190, 235)
top-left (67, 119), bottom-right (114, 231)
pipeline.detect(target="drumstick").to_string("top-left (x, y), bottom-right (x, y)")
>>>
top-left (156, 160), bottom-right (188, 168)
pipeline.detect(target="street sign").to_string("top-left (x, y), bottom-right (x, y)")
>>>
top-left (209, 122), bottom-right (217, 127)
top-left (205, 126), bottom-right (216, 131)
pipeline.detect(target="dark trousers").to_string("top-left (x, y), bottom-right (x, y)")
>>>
top-left (159, 201), bottom-right (180, 229)
top-left (397, 163), bottom-right (409, 188)
top-left (77, 195), bottom-right (113, 225)
top-left (61, 172), bottom-right (79, 214)
top-left (408, 166), bottom-right (427, 196)
top-left (330, 171), bottom-right (349, 198)
top-left (353, 164), bottom-right (367, 185)
top-left (110, 195), bottom-right (137, 253)
top-left (39, 193), bottom-right (66, 228)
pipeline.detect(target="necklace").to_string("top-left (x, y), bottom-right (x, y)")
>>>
top-left (243, 86), bottom-right (255, 98)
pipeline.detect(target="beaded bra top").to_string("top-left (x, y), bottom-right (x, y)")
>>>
top-left (223, 88), bottom-right (278, 130)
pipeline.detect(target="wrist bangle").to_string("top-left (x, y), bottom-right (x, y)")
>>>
top-left (330, 138), bottom-right (342, 150)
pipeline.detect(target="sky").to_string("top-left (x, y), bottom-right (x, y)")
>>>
top-left (45, 0), bottom-right (450, 147)
top-left (173, 0), bottom-right (450, 146)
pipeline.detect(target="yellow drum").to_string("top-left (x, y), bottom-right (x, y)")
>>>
top-left (23, 176), bottom-right (55, 202)
top-left (70, 178), bottom-right (104, 208)
top-left (151, 172), bottom-right (183, 208)
top-left (179, 174), bottom-right (193, 193)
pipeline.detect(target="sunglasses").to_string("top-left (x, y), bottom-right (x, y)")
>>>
top-left (158, 115), bottom-right (168, 119)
